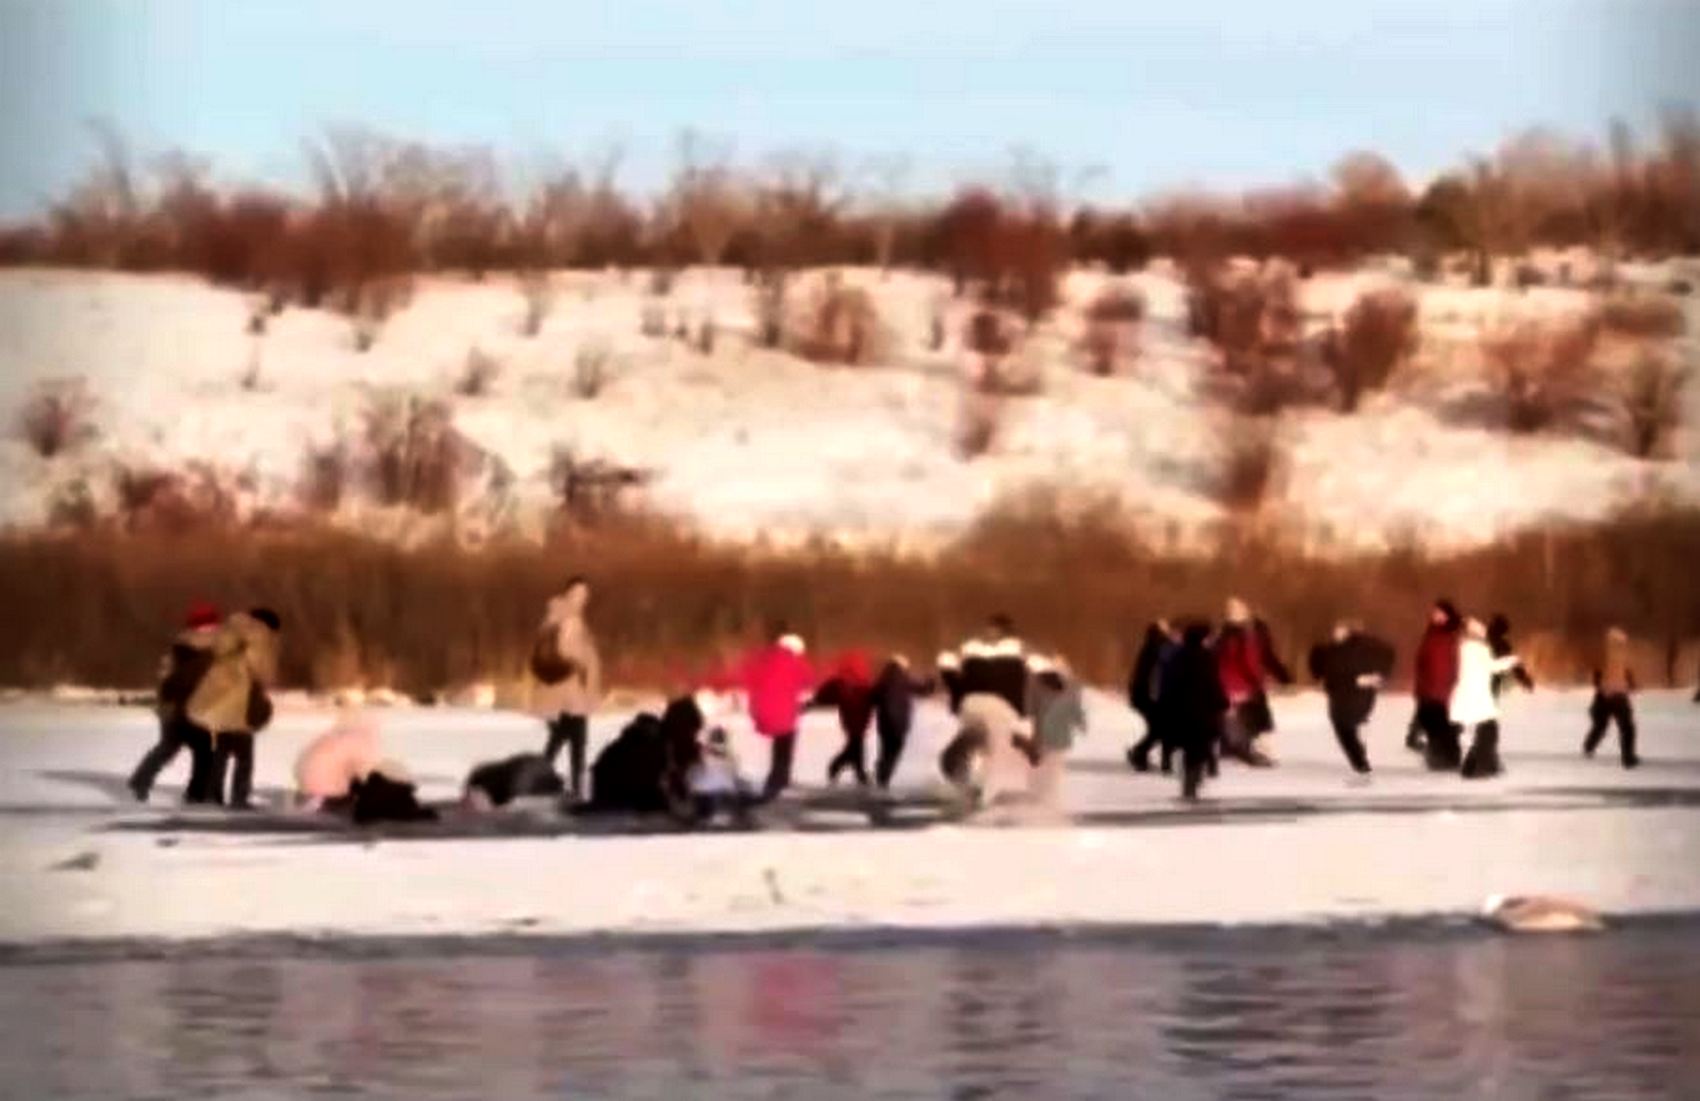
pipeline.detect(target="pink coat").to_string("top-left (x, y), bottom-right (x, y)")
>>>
top-left (728, 643), bottom-right (816, 738)
top-left (294, 715), bottom-right (382, 801)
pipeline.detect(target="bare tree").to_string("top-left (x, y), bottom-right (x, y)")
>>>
top-left (859, 153), bottom-right (912, 275)
top-left (669, 130), bottom-right (744, 268)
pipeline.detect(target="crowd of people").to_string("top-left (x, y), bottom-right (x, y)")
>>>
top-left (123, 577), bottom-right (1667, 826)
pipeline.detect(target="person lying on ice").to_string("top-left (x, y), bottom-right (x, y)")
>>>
top-left (128, 602), bottom-right (222, 803)
top-left (462, 753), bottom-right (567, 812)
top-left (1214, 598), bottom-right (1293, 767)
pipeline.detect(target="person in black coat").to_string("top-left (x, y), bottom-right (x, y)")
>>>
top-left (464, 753), bottom-right (566, 809)
top-left (1307, 621), bottom-right (1396, 775)
top-left (1126, 620), bottom-right (1179, 773)
top-left (1487, 614), bottom-right (1535, 698)
top-left (955, 614), bottom-right (1030, 716)
top-left (586, 695), bottom-right (704, 814)
top-left (1165, 621), bottom-right (1230, 801)
top-left (870, 655), bottom-right (933, 790)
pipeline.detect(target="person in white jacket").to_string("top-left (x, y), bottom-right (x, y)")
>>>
top-left (1451, 618), bottom-right (1524, 779)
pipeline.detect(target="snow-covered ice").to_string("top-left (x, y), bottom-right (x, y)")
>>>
top-left (2, 688), bottom-right (1696, 944)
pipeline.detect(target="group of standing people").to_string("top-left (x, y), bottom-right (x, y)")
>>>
top-left (128, 603), bottom-right (283, 809)
top-left (126, 573), bottom-right (1663, 823)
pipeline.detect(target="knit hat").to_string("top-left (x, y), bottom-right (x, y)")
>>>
top-left (778, 633), bottom-right (806, 655)
top-left (184, 602), bottom-right (221, 630)
top-left (1225, 597), bottom-right (1250, 625)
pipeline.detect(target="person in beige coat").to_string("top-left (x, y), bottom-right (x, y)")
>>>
top-left (184, 608), bottom-right (282, 808)
top-left (530, 577), bottom-right (602, 800)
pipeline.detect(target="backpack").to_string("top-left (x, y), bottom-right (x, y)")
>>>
top-left (245, 684), bottom-right (275, 732)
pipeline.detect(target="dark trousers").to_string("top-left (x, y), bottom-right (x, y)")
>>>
top-left (181, 724), bottom-right (221, 804)
top-left (1128, 708), bottom-right (1175, 773)
top-left (129, 717), bottom-right (188, 800)
top-left (1221, 701), bottom-right (1273, 767)
top-left (1329, 709), bottom-right (1372, 773)
top-left (545, 713), bottom-right (589, 798)
top-left (828, 724), bottom-right (871, 786)
top-left (762, 732), bottom-right (797, 801)
top-left (875, 721), bottom-right (908, 789)
top-left (1460, 721), bottom-right (1502, 779)
top-left (214, 732), bottom-right (256, 808)
top-left (1584, 693), bottom-right (1638, 765)
top-left (1417, 700), bottom-right (1460, 771)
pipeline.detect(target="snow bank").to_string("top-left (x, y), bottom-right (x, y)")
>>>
top-left (2, 689), bottom-right (1697, 944)
top-left (2, 265), bottom-right (1694, 553)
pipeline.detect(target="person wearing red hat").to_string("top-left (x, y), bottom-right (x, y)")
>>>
top-left (127, 603), bottom-right (223, 802)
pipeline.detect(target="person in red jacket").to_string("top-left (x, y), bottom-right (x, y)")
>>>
top-left (724, 623), bottom-right (817, 802)
top-left (1413, 599), bottom-right (1463, 771)
top-left (815, 649), bottom-right (876, 787)
top-left (1214, 597), bottom-right (1293, 767)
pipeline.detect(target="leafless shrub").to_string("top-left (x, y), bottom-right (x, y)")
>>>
top-left (963, 308), bottom-right (1040, 395)
top-left (112, 462), bottom-right (237, 534)
top-left (300, 437), bottom-right (351, 512)
top-left (455, 346), bottom-right (503, 398)
top-left (1215, 417), bottom-right (1282, 512)
top-left (1622, 349), bottom-right (1689, 458)
top-left (239, 342), bottom-right (265, 392)
top-left (361, 394), bottom-right (472, 513)
top-left (793, 275), bottom-right (882, 365)
top-left (955, 390), bottom-right (1002, 460)
top-left (928, 305), bottom-right (947, 352)
top-left (1599, 294), bottom-right (1686, 340)
top-left (573, 345), bottom-right (613, 399)
top-left (640, 302), bottom-right (668, 338)
top-left (648, 267), bottom-right (676, 297)
top-left (1190, 263), bottom-right (1314, 414)
top-left (1481, 316), bottom-right (1603, 434)
top-left (17, 380), bottom-right (97, 459)
top-left (1080, 284), bottom-right (1146, 376)
top-left (519, 271), bottom-right (554, 337)
top-left (754, 273), bottom-right (787, 349)
top-left (46, 478), bottom-right (99, 531)
top-left (695, 318), bottom-right (717, 356)
top-left (549, 446), bottom-right (652, 522)
top-left (1324, 288), bottom-right (1418, 412)
top-left (1515, 263), bottom-right (1547, 290)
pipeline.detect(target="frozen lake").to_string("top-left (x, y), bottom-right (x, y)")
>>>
top-left (1, 688), bottom-right (1697, 944)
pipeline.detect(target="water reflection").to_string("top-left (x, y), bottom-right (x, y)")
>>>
top-left (1, 928), bottom-right (1696, 1100)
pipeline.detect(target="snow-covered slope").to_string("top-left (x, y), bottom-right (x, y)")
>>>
top-left (1, 260), bottom-right (1695, 551)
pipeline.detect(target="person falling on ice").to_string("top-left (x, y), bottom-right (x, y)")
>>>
top-left (1584, 626), bottom-right (1641, 769)
top-left (293, 710), bottom-right (383, 813)
top-left (128, 602), bottom-right (222, 803)
top-left (1214, 598), bottom-right (1293, 768)
top-left (1452, 617), bottom-right (1526, 780)
top-left (1307, 620), bottom-right (1396, 777)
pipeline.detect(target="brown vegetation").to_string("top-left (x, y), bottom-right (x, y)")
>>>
top-left (1480, 316), bottom-right (1603, 434)
top-left (1324, 288), bottom-right (1419, 412)
top-left (2, 501), bottom-right (1695, 694)
top-left (1079, 284), bottom-right (1146, 376)
top-left (1622, 350), bottom-right (1689, 459)
top-left (1599, 294), bottom-right (1686, 340)
top-left (16, 380), bottom-right (97, 459)
top-left (792, 275), bottom-right (882, 366)
top-left (361, 394), bottom-right (475, 513)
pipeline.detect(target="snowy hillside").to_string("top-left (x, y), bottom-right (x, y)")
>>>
top-left (2, 259), bottom-right (1696, 551)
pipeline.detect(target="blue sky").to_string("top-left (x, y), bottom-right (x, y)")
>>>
top-left (1, 0), bottom-right (1695, 216)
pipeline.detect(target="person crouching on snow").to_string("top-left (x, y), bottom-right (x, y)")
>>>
top-left (128, 602), bottom-right (222, 803)
top-left (688, 726), bottom-right (753, 825)
top-left (1214, 598), bottom-right (1293, 767)
top-left (1028, 655), bottom-right (1087, 810)
top-left (294, 711), bottom-right (383, 813)
top-left (1584, 627), bottom-right (1640, 769)
top-left (1452, 617), bottom-right (1525, 780)
top-left (1307, 621), bottom-right (1396, 776)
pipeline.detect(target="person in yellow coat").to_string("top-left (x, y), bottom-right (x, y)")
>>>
top-left (184, 608), bottom-right (283, 808)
